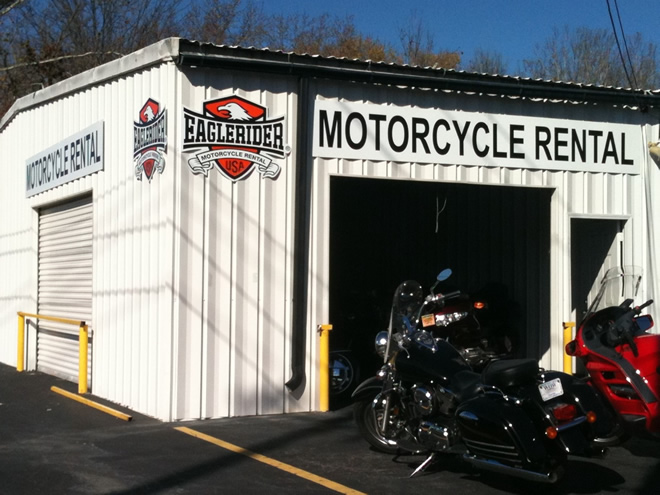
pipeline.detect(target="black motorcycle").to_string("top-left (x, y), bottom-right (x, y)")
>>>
top-left (352, 270), bottom-right (621, 483)
top-left (424, 270), bottom-right (519, 370)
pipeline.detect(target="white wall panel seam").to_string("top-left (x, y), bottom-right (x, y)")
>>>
top-left (229, 179), bottom-right (237, 417)
top-left (201, 163), bottom-right (210, 419)
top-left (168, 66), bottom-right (185, 422)
top-left (256, 168), bottom-right (264, 415)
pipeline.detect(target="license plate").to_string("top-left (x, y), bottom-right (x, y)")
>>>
top-left (538, 378), bottom-right (563, 401)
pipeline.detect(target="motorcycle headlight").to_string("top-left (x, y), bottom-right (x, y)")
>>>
top-left (374, 331), bottom-right (390, 358)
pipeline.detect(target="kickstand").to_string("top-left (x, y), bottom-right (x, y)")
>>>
top-left (410, 453), bottom-right (436, 478)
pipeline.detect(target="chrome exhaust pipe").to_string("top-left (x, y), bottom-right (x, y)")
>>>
top-left (462, 455), bottom-right (560, 483)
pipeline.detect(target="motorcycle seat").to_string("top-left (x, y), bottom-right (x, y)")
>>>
top-left (450, 370), bottom-right (483, 402)
top-left (482, 358), bottom-right (538, 389)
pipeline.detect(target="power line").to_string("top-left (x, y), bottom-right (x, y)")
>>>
top-left (613, 0), bottom-right (639, 89)
top-left (605, 0), bottom-right (637, 89)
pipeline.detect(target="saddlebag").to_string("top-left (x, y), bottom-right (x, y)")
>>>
top-left (456, 394), bottom-right (548, 466)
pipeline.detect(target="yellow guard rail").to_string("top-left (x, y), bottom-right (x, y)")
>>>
top-left (563, 321), bottom-right (576, 374)
top-left (17, 312), bottom-right (90, 394)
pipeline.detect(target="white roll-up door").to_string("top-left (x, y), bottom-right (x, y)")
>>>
top-left (37, 196), bottom-right (93, 383)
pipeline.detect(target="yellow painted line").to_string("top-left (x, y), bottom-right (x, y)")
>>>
top-left (175, 426), bottom-right (366, 495)
top-left (50, 386), bottom-right (133, 421)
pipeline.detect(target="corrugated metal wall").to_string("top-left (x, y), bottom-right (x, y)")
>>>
top-left (0, 58), bottom-right (303, 421)
top-left (308, 82), bottom-right (652, 373)
top-left (172, 68), bottom-right (299, 420)
top-left (1, 42), bottom-right (658, 422)
top-left (0, 56), bottom-right (179, 421)
top-left (0, 51), bottom-right (305, 421)
top-left (0, 110), bottom-right (39, 370)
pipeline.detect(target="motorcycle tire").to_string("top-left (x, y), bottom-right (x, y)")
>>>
top-left (353, 392), bottom-right (401, 455)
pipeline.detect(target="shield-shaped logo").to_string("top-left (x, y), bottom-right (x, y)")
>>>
top-left (204, 96), bottom-right (266, 181)
top-left (182, 94), bottom-right (289, 182)
top-left (134, 98), bottom-right (167, 182)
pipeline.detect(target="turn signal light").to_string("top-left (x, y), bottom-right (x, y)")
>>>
top-left (473, 301), bottom-right (486, 310)
top-left (586, 411), bottom-right (597, 423)
top-left (545, 426), bottom-right (558, 439)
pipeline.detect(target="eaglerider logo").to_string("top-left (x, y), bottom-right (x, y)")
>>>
top-left (182, 95), bottom-right (289, 181)
top-left (134, 98), bottom-right (167, 181)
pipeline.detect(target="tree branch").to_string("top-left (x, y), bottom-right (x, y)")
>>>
top-left (0, 51), bottom-right (123, 72)
top-left (1, 0), bottom-right (26, 17)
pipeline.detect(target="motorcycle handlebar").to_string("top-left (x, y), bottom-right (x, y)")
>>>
top-left (414, 290), bottom-right (463, 327)
top-left (427, 290), bottom-right (462, 303)
top-left (635, 299), bottom-right (654, 314)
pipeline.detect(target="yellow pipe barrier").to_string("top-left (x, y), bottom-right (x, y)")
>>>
top-left (78, 324), bottom-right (89, 394)
top-left (17, 312), bottom-right (90, 394)
top-left (17, 313), bottom-right (25, 372)
top-left (318, 324), bottom-right (333, 412)
top-left (51, 386), bottom-right (132, 421)
top-left (563, 321), bottom-right (576, 374)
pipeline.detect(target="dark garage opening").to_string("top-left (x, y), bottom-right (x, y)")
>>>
top-left (328, 176), bottom-right (552, 406)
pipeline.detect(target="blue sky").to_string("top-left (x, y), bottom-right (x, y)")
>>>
top-left (260, 0), bottom-right (657, 71)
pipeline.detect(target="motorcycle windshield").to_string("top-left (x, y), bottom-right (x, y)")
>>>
top-left (392, 280), bottom-right (424, 333)
top-left (584, 265), bottom-right (642, 319)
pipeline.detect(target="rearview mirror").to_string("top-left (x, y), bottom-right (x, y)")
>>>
top-left (636, 314), bottom-right (654, 332)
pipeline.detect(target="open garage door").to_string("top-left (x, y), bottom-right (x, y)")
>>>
top-left (329, 177), bottom-right (552, 391)
top-left (570, 218), bottom-right (626, 323)
top-left (37, 196), bottom-right (93, 383)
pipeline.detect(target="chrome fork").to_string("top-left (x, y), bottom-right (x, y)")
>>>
top-left (379, 394), bottom-right (392, 435)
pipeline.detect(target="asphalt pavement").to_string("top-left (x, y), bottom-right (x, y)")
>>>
top-left (2, 362), bottom-right (660, 494)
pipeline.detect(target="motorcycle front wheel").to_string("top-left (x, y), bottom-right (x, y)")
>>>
top-left (353, 392), bottom-right (402, 454)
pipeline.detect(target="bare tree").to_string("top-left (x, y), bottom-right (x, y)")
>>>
top-left (0, 0), bottom-right (469, 116)
top-left (0, 0), bottom-right (26, 16)
top-left (0, 0), bottom-right (185, 114)
top-left (279, 14), bottom-right (396, 61)
top-left (398, 13), bottom-right (460, 68)
top-left (183, 0), bottom-right (270, 47)
top-left (523, 26), bottom-right (659, 88)
top-left (464, 49), bottom-right (508, 75)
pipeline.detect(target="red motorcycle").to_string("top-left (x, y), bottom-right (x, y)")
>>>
top-left (566, 266), bottom-right (660, 436)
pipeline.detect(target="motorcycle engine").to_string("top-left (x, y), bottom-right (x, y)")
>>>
top-left (417, 419), bottom-right (459, 452)
top-left (411, 383), bottom-right (457, 417)
top-left (405, 384), bottom-right (461, 452)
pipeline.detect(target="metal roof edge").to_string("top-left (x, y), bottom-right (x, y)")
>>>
top-left (0, 38), bottom-right (181, 132)
top-left (3, 37), bottom-right (660, 132)
top-left (175, 39), bottom-right (660, 113)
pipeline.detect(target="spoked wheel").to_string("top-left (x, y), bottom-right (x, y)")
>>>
top-left (353, 392), bottom-right (402, 454)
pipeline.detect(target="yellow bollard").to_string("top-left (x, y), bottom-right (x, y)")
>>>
top-left (318, 324), bottom-right (333, 412)
top-left (563, 322), bottom-right (576, 374)
top-left (17, 311), bottom-right (89, 384)
top-left (79, 323), bottom-right (89, 394)
top-left (17, 313), bottom-right (25, 372)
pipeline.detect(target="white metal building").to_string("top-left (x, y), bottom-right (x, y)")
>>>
top-left (1, 38), bottom-right (659, 421)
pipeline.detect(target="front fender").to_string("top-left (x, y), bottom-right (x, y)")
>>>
top-left (351, 376), bottom-right (384, 401)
